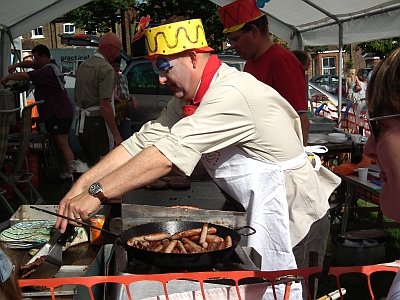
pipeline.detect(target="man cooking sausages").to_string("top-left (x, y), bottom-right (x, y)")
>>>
top-left (56, 17), bottom-right (340, 299)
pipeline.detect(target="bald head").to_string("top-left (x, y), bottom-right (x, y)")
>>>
top-left (98, 32), bottom-right (122, 62)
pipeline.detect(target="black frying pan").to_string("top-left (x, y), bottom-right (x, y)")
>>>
top-left (120, 221), bottom-right (255, 268)
top-left (30, 207), bottom-right (255, 268)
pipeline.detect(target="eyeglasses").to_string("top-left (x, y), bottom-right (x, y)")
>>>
top-left (367, 113), bottom-right (400, 141)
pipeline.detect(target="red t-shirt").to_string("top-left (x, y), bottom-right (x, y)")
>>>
top-left (244, 44), bottom-right (307, 112)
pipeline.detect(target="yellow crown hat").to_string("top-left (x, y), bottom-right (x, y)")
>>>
top-left (144, 19), bottom-right (214, 60)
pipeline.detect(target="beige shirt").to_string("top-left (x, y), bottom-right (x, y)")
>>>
top-left (122, 64), bottom-right (334, 246)
top-left (75, 53), bottom-right (116, 117)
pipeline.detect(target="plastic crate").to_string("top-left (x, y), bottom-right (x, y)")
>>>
top-left (309, 117), bottom-right (335, 133)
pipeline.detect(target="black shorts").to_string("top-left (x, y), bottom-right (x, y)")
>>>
top-left (44, 116), bottom-right (73, 135)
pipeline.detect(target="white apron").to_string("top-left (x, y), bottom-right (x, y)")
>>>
top-left (75, 52), bottom-right (115, 152)
top-left (201, 146), bottom-right (303, 300)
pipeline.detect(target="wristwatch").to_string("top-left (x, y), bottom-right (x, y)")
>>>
top-left (88, 182), bottom-right (107, 203)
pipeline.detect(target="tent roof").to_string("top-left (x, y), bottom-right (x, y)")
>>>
top-left (211, 0), bottom-right (400, 49)
top-left (1, 0), bottom-right (90, 78)
top-left (0, 0), bottom-right (91, 38)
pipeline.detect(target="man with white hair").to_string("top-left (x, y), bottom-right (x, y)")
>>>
top-left (75, 32), bottom-right (123, 166)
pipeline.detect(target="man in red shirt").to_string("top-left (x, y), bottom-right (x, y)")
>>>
top-left (219, 0), bottom-right (310, 146)
top-left (219, 2), bottom-right (325, 299)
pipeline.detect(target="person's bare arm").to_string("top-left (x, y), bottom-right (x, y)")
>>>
top-left (99, 98), bottom-right (123, 145)
top-left (56, 145), bottom-right (172, 232)
top-left (298, 112), bottom-right (310, 146)
top-left (0, 72), bottom-right (29, 85)
top-left (131, 96), bottom-right (139, 110)
top-left (8, 60), bottom-right (34, 73)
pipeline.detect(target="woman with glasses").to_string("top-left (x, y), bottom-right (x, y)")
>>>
top-left (363, 47), bottom-right (400, 299)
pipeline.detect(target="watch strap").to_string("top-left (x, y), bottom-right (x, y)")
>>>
top-left (95, 191), bottom-right (107, 203)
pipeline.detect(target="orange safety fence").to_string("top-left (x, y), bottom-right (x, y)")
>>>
top-left (18, 265), bottom-right (399, 300)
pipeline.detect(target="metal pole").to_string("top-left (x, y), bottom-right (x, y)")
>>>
top-left (338, 23), bottom-right (343, 127)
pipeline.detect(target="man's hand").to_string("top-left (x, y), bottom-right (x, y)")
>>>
top-left (114, 135), bottom-right (123, 146)
top-left (0, 76), bottom-right (10, 86)
top-left (7, 64), bottom-right (18, 74)
top-left (56, 191), bottom-right (101, 233)
top-left (131, 96), bottom-right (139, 111)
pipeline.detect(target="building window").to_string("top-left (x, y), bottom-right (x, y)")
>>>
top-left (322, 57), bottom-right (336, 75)
top-left (64, 23), bottom-right (75, 34)
top-left (31, 26), bottom-right (44, 39)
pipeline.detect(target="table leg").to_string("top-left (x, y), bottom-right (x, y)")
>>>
top-left (341, 181), bottom-right (355, 233)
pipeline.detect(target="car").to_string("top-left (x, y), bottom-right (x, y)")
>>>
top-left (309, 75), bottom-right (340, 93)
top-left (308, 81), bottom-right (341, 121)
top-left (122, 53), bottom-right (246, 132)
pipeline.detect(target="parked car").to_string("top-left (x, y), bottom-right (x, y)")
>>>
top-left (308, 81), bottom-right (348, 121)
top-left (309, 75), bottom-right (339, 93)
top-left (122, 53), bottom-right (246, 132)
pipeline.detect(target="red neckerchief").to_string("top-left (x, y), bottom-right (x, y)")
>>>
top-left (182, 55), bottom-right (222, 117)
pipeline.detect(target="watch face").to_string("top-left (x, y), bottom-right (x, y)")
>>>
top-left (89, 182), bottom-right (102, 196)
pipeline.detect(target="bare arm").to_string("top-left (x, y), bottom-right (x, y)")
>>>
top-left (131, 96), bottom-right (139, 110)
top-left (8, 60), bottom-right (34, 73)
top-left (99, 99), bottom-right (123, 146)
top-left (298, 112), bottom-right (310, 146)
top-left (0, 72), bottom-right (30, 85)
top-left (56, 145), bottom-right (173, 232)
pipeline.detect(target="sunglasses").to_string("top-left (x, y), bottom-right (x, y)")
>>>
top-left (154, 58), bottom-right (173, 75)
top-left (367, 113), bottom-right (400, 141)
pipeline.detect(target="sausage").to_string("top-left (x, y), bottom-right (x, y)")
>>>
top-left (188, 235), bottom-right (200, 241)
top-left (175, 240), bottom-right (187, 254)
top-left (182, 237), bottom-right (206, 253)
top-left (143, 232), bottom-right (171, 241)
top-left (199, 223), bottom-right (208, 245)
top-left (217, 241), bottom-right (226, 250)
top-left (163, 239), bottom-right (178, 253)
top-left (171, 227), bottom-right (217, 240)
top-left (134, 240), bottom-right (149, 249)
top-left (127, 232), bottom-right (171, 245)
top-left (152, 244), bottom-right (164, 252)
top-left (225, 235), bottom-right (233, 248)
top-left (206, 235), bottom-right (224, 243)
top-left (207, 242), bottom-right (220, 252)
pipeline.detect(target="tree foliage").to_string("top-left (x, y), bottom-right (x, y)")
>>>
top-left (354, 38), bottom-right (400, 58)
top-left (64, 0), bottom-right (225, 51)
top-left (135, 0), bottom-right (225, 51)
top-left (64, 0), bottom-right (133, 33)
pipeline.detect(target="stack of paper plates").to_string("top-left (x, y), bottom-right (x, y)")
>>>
top-left (328, 133), bottom-right (347, 143)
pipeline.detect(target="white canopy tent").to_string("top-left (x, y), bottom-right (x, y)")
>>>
top-left (211, 0), bottom-right (400, 122)
top-left (1, 0), bottom-right (400, 119)
top-left (0, 0), bottom-right (90, 76)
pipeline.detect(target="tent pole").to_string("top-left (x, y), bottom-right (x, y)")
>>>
top-left (338, 23), bottom-right (343, 128)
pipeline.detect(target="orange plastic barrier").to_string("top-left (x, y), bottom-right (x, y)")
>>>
top-left (18, 265), bottom-right (399, 300)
